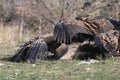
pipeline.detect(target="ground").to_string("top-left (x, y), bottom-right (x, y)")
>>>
top-left (0, 45), bottom-right (120, 80)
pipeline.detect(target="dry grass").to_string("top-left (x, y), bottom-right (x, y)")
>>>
top-left (0, 25), bottom-right (35, 57)
top-left (0, 25), bottom-right (35, 47)
top-left (0, 25), bottom-right (18, 47)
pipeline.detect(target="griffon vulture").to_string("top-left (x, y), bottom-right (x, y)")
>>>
top-left (11, 16), bottom-right (120, 63)
top-left (10, 33), bottom-right (101, 63)
top-left (95, 30), bottom-right (120, 57)
top-left (54, 16), bottom-right (120, 44)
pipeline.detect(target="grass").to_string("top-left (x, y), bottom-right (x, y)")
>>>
top-left (0, 26), bottom-right (120, 80)
top-left (0, 57), bottom-right (120, 80)
top-left (0, 45), bottom-right (120, 80)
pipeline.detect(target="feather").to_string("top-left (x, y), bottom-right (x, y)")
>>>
top-left (11, 37), bottom-right (48, 63)
top-left (95, 30), bottom-right (119, 52)
top-left (54, 19), bottom-right (94, 43)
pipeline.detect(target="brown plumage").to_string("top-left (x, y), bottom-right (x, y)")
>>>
top-left (91, 16), bottom-right (120, 33)
top-left (54, 16), bottom-right (120, 44)
top-left (11, 33), bottom-right (61, 63)
top-left (11, 16), bottom-right (120, 63)
top-left (11, 37), bottom-right (48, 63)
top-left (54, 19), bottom-right (95, 43)
top-left (95, 30), bottom-right (120, 57)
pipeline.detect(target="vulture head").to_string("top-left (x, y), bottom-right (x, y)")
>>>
top-left (95, 30), bottom-right (120, 57)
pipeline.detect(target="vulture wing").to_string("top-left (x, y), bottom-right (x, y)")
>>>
top-left (11, 37), bottom-right (48, 63)
top-left (54, 19), bottom-right (95, 43)
top-left (54, 16), bottom-right (120, 44)
top-left (92, 16), bottom-right (120, 33)
top-left (11, 33), bottom-right (61, 63)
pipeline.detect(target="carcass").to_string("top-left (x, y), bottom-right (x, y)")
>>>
top-left (11, 16), bottom-right (120, 63)
top-left (10, 33), bottom-right (97, 63)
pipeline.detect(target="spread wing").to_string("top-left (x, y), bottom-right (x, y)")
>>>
top-left (54, 19), bottom-right (95, 43)
top-left (54, 16), bottom-right (120, 44)
top-left (11, 37), bottom-right (48, 63)
top-left (11, 33), bottom-right (61, 63)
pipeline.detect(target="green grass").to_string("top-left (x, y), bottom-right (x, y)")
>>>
top-left (0, 45), bottom-right (120, 80)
